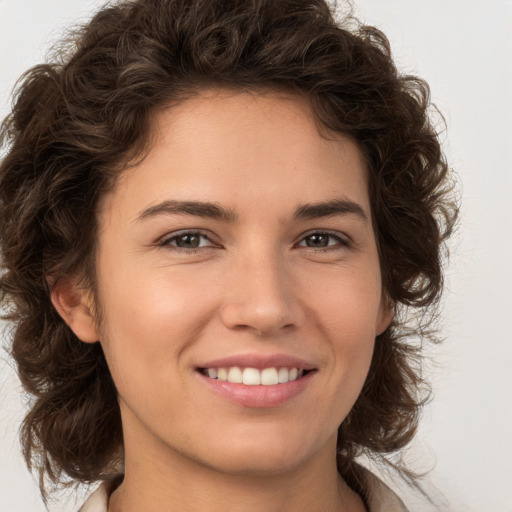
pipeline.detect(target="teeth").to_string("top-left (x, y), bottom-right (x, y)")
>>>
top-left (261, 368), bottom-right (279, 385)
top-left (204, 366), bottom-right (306, 385)
top-left (278, 367), bottom-right (289, 383)
top-left (243, 367), bottom-right (261, 385)
top-left (228, 366), bottom-right (243, 383)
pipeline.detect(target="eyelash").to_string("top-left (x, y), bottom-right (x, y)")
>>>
top-left (296, 230), bottom-right (352, 251)
top-left (158, 230), bottom-right (216, 253)
top-left (157, 230), bottom-right (351, 253)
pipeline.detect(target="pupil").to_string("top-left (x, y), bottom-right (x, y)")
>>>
top-left (307, 234), bottom-right (328, 247)
top-left (178, 234), bottom-right (200, 248)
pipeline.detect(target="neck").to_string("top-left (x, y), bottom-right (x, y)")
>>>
top-left (108, 423), bottom-right (365, 512)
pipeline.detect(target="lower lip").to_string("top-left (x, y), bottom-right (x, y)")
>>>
top-left (197, 371), bottom-right (314, 408)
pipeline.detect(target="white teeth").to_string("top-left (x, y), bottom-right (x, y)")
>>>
top-left (227, 366), bottom-right (243, 383)
top-left (261, 367), bottom-right (279, 385)
top-left (243, 367), bottom-right (261, 385)
top-left (204, 366), bottom-right (307, 385)
top-left (278, 367), bottom-right (289, 383)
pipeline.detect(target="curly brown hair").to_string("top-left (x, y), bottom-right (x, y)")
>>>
top-left (0, 0), bottom-right (457, 499)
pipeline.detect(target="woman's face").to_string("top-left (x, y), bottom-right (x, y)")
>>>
top-left (86, 90), bottom-right (391, 476)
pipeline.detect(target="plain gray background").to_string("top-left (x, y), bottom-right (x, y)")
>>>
top-left (1, 1), bottom-right (511, 511)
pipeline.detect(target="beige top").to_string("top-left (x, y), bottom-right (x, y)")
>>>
top-left (78, 467), bottom-right (408, 512)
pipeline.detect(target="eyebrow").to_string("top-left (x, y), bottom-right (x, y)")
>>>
top-left (135, 198), bottom-right (368, 223)
top-left (135, 200), bottom-right (238, 222)
top-left (293, 199), bottom-right (368, 222)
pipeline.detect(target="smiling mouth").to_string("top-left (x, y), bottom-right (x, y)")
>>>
top-left (199, 366), bottom-right (312, 385)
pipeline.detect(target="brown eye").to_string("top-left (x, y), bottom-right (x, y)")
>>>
top-left (298, 232), bottom-right (350, 250)
top-left (160, 231), bottom-right (215, 250)
top-left (175, 234), bottom-right (201, 248)
top-left (304, 234), bottom-right (330, 248)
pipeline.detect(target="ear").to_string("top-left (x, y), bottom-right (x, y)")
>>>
top-left (375, 294), bottom-right (394, 336)
top-left (50, 277), bottom-right (99, 343)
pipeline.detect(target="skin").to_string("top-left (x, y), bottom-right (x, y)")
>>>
top-left (53, 89), bottom-right (392, 512)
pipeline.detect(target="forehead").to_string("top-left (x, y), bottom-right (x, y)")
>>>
top-left (102, 89), bottom-right (370, 223)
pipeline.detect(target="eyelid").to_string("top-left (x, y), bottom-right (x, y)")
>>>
top-left (157, 229), bottom-right (220, 249)
top-left (154, 228), bottom-right (352, 251)
top-left (295, 229), bottom-right (352, 249)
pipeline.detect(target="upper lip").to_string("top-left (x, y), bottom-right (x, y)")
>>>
top-left (197, 353), bottom-right (316, 371)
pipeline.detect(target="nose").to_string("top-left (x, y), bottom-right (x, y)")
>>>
top-left (219, 253), bottom-right (303, 337)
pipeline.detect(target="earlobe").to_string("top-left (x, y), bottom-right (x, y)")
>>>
top-left (376, 296), bottom-right (394, 336)
top-left (50, 277), bottom-right (99, 343)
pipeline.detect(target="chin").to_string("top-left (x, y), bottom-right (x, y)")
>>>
top-left (200, 449), bottom-right (309, 477)
top-left (183, 428), bottom-right (331, 477)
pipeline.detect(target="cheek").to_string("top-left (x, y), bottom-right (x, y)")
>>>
top-left (307, 264), bottom-right (383, 335)
top-left (100, 253), bottom-right (218, 333)
top-left (304, 267), bottom-right (381, 379)
top-left (95, 264), bottom-right (220, 393)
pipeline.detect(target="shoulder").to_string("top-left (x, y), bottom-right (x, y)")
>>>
top-left (358, 465), bottom-right (409, 512)
top-left (78, 475), bottom-right (123, 512)
top-left (78, 485), bottom-right (108, 512)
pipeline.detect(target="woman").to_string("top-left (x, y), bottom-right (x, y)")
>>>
top-left (0, 0), bottom-right (457, 510)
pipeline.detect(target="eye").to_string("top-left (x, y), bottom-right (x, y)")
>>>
top-left (297, 231), bottom-right (350, 250)
top-left (159, 231), bottom-right (216, 250)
